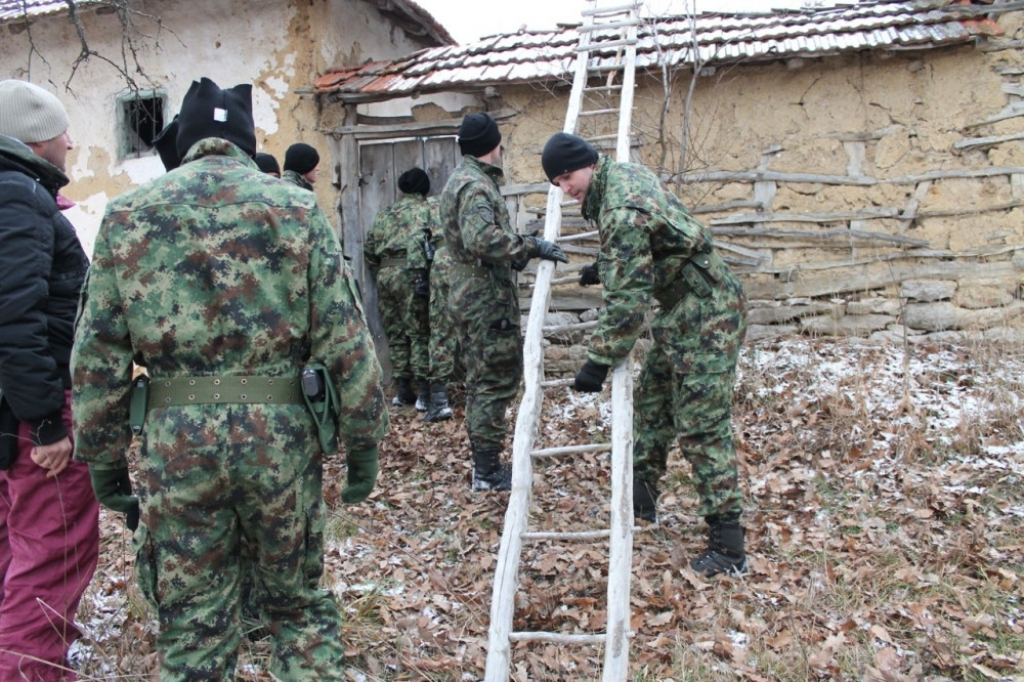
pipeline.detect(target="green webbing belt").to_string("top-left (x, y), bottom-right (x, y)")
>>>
top-left (381, 258), bottom-right (408, 268)
top-left (148, 375), bottom-right (305, 407)
top-left (451, 262), bottom-right (492, 278)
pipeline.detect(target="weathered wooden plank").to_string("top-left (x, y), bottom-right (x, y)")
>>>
top-left (356, 140), bottom-right (395, 378)
top-left (670, 166), bottom-right (1024, 186)
top-left (710, 209), bottom-right (900, 225)
top-left (954, 131), bottom-right (1024, 150)
top-left (746, 258), bottom-right (1023, 300)
top-left (710, 226), bottom-right (930, 247)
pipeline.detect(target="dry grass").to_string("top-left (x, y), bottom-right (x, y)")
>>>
top-left (70, 336), bottom-right (1024, 681)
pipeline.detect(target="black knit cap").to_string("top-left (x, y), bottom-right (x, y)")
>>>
top-left (175, 78), bottom-right (257, 158)
top-left (284, 142), bottom-right (320, 174)
top-left (152, 115), bottom-right (180, 172)
top-left (254, 152), bottom-right (280, 176)
top-left (542, 132), bottom-right (599, 183)
top-left (398, 167), bottom-right (430, 196)
top-left (458, 112), bottom-right (501, 157)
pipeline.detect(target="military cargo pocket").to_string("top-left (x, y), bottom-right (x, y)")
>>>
top-left (132, 523), bottom-right (160, 611)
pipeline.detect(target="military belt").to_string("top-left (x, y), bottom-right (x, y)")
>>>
top-left (148, 375), bottom-right (305, 407)
top-left (381, 258), bottom-right (408, 268)
top-left (451, 262), bottom-right (492, 278)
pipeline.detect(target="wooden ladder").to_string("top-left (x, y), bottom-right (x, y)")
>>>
top-left (484, 2), bottom-right (642, 680)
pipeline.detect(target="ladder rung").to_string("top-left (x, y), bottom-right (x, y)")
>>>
top-left (579, 107), bottom-right (620, 117)
top-left (510, 632), bottom-right (607, 644)
top-left (531, 443), bottom-right (611, 457)
top-left (523, 526), bottom-right (645, 542)
top-left (556, 230), bottom-right (598, 241)
top-left (582, 2), bottom-right (639, 17)
top-left (586, 134), bottom-right (619, 141)
top-left (588, 64), bottom-right (627, 74)
top-left (577, 19), bottom-right (639, 33)
top-left (540, 378), bottom-right (575, 388)
top-left (577, 38), bottom-right (638, 52)
top-left (523, 529), bottom-right (612, 541)
top-left (540, 320), bottom-right (598, 334)
top-left (584, 85), bottom-right (623, 92)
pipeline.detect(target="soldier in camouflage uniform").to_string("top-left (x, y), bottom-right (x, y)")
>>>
top-left (423, 194), bottom-right (457, 422)
top-left (440, 113), bottom-right (568, 491)
top-left (365, 167), bottom-right (433, 410)
top-left (71, 78), bottom-right (389, 681)
top-left (542, 132), bottom-right (748, 577)
top-left (282, 142), bottom-right (319, 191)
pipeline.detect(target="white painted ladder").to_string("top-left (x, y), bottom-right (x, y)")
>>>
top-left (484, 2), bottom-right (642, 680)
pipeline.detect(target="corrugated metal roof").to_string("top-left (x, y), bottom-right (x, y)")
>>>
top-left (313, 0), bottom-right (1009, 101)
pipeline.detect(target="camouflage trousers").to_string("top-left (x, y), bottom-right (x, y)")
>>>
top-left (634, 271), bottom-right (747, 520)
top-left (377, 265), bottom-right (430, 380)
top-left (428, 247), bottom-right (458, 383)
top-left (133, 403), bottom-right (346, 681)
top-left (449, 266), bottom-right (522, 451)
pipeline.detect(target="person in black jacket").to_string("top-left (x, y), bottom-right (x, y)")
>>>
top-left (0, 79), bottom-right (100, 681)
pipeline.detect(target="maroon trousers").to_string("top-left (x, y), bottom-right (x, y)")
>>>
top-left (0, 392), bottom-right (99, 681)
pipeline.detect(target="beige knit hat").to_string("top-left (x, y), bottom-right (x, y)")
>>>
top-left (0, 80), bottom-right (70, 144)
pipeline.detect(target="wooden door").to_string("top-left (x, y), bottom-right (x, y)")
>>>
top-left (356, 136), bottom-right (459, 380)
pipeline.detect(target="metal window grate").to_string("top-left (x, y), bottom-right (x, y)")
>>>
top-left (118, 89), bottom-right (166, 159)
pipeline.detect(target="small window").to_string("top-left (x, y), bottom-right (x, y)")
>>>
top-left (117, 89), bottom-right (166, 160)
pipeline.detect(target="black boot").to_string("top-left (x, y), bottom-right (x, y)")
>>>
top-left (471, 444), bottom-right (511, 492)
top-left (391, 377), bottom-right (416, 406)
top-left (414, 379), bottom-right (430, 411)
top-left (423, 382), bottom-right (453, 422)
top-left (690, 517), bottom-right (747, 578)
top-left (633, 477), bottom-right (659, 523)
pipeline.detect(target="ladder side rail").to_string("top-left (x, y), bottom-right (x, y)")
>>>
top-left (484, 185), bottom-right (566, 682)
top-left (604, 5), bottom-right (640, 680)
top-left (602, 360), bottom-right (635, 680)
top-left (614, 10), bottom-right (639, 163)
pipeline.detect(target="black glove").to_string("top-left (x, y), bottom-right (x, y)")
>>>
top-left (528, 236), bottom-right (569, 264)
top-left (574, 359), bottom-right (610, 393)
top-left (511, 230), bottom-right (539, 272)
top-left (88, 463), bottom-right (140, 531)
top-left (413, 274), bottom-right (429, 299)
top-left (579, 262), bottom-right (600, 286)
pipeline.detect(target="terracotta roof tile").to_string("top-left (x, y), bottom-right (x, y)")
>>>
top-left (314, 0), bottom-right (1010, 102)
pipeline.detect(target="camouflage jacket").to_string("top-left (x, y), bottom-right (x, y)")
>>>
top-left (440, 156), bottom-right (534, 269)
top-left (582, 155), bottom-right (740, 366)
top-left (364, 194), bottom-right (431, 274)
top-left (282, 169), bottom-right (313, 192)
top-left (72, 139), bottom-right (388, 466)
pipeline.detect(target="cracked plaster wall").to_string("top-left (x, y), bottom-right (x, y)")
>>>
top-left (1, 0), bottom-right (426, 256)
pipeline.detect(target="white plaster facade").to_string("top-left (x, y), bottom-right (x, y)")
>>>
top-left (1, 0), bottom-right (442, 255)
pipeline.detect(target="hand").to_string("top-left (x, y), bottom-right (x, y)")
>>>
top-left (574, 359), bottom-right (610, 392)
top-left (579, 262), bottom-right (600, 286)
top-left (528, 236), bottom-right (569, 264)
top-left (413, 274), bottom-right (430, 299)
top-left (88, 463), bottom-right (140, 531)
top-left (30, 436), bottom-right (73, 479)
top-left (342, 446), bottom-right (380, 503)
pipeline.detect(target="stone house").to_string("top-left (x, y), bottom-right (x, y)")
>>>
top-left (309, 0), bottom-right (1024, 368)
top-left (0, 0), bottom-right (452, 256)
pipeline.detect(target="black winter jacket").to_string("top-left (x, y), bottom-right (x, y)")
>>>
top-left (0, 134), bottom-right (88, 451)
